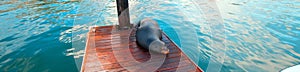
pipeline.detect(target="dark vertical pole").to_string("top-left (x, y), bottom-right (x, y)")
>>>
top-left (116, 0), bottom-right (131, 30)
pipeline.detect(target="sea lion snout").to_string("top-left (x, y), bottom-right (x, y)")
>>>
top-left (149, 40), bottom-right (170, 54)
top-left (161, 46), bottom-right (170, 54)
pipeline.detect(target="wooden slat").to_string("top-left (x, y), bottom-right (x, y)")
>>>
top-left (81, 25), bottom-right (203, 72)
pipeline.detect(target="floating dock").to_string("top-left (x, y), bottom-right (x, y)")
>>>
top-left (81, 25), bottom-right (203, 72)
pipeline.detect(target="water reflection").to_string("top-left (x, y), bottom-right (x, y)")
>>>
top-left (0, 0), bottom-right (299, 72)
top-left (0, 0), bottom-right (80, 72)
top-left (216, 0), bottom-right (300, 71)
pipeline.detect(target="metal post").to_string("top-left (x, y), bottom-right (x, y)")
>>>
top-left (116, 0), bottom-right (131, 30)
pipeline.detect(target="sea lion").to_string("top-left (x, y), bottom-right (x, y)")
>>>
top-left (136, 18), bottom-right (169, 54)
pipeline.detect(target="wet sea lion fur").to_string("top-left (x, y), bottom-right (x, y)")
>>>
top-left (136, 18), bottom-right (169, 54)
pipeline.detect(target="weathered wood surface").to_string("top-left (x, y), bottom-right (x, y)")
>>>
top-left (81, 25), bottom-right (203, 72)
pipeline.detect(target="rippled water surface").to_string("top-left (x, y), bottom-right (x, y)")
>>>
top-left (0, 0), bottom-right (299, 72)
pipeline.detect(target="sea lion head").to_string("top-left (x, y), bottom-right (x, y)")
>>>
top-left (149, 40), bottom-right (170, 54)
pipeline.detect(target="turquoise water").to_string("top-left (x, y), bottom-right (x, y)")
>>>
top-left (0, 0), bottom-right (300, 72)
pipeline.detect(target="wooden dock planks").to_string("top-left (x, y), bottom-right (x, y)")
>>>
top-left (81, 25), bottom-right (203, 72)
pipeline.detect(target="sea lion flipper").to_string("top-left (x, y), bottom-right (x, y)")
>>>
top-left (136, 20), bottom-right (141, 29)
top-left (159, 30), bottom-right (162, 39)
